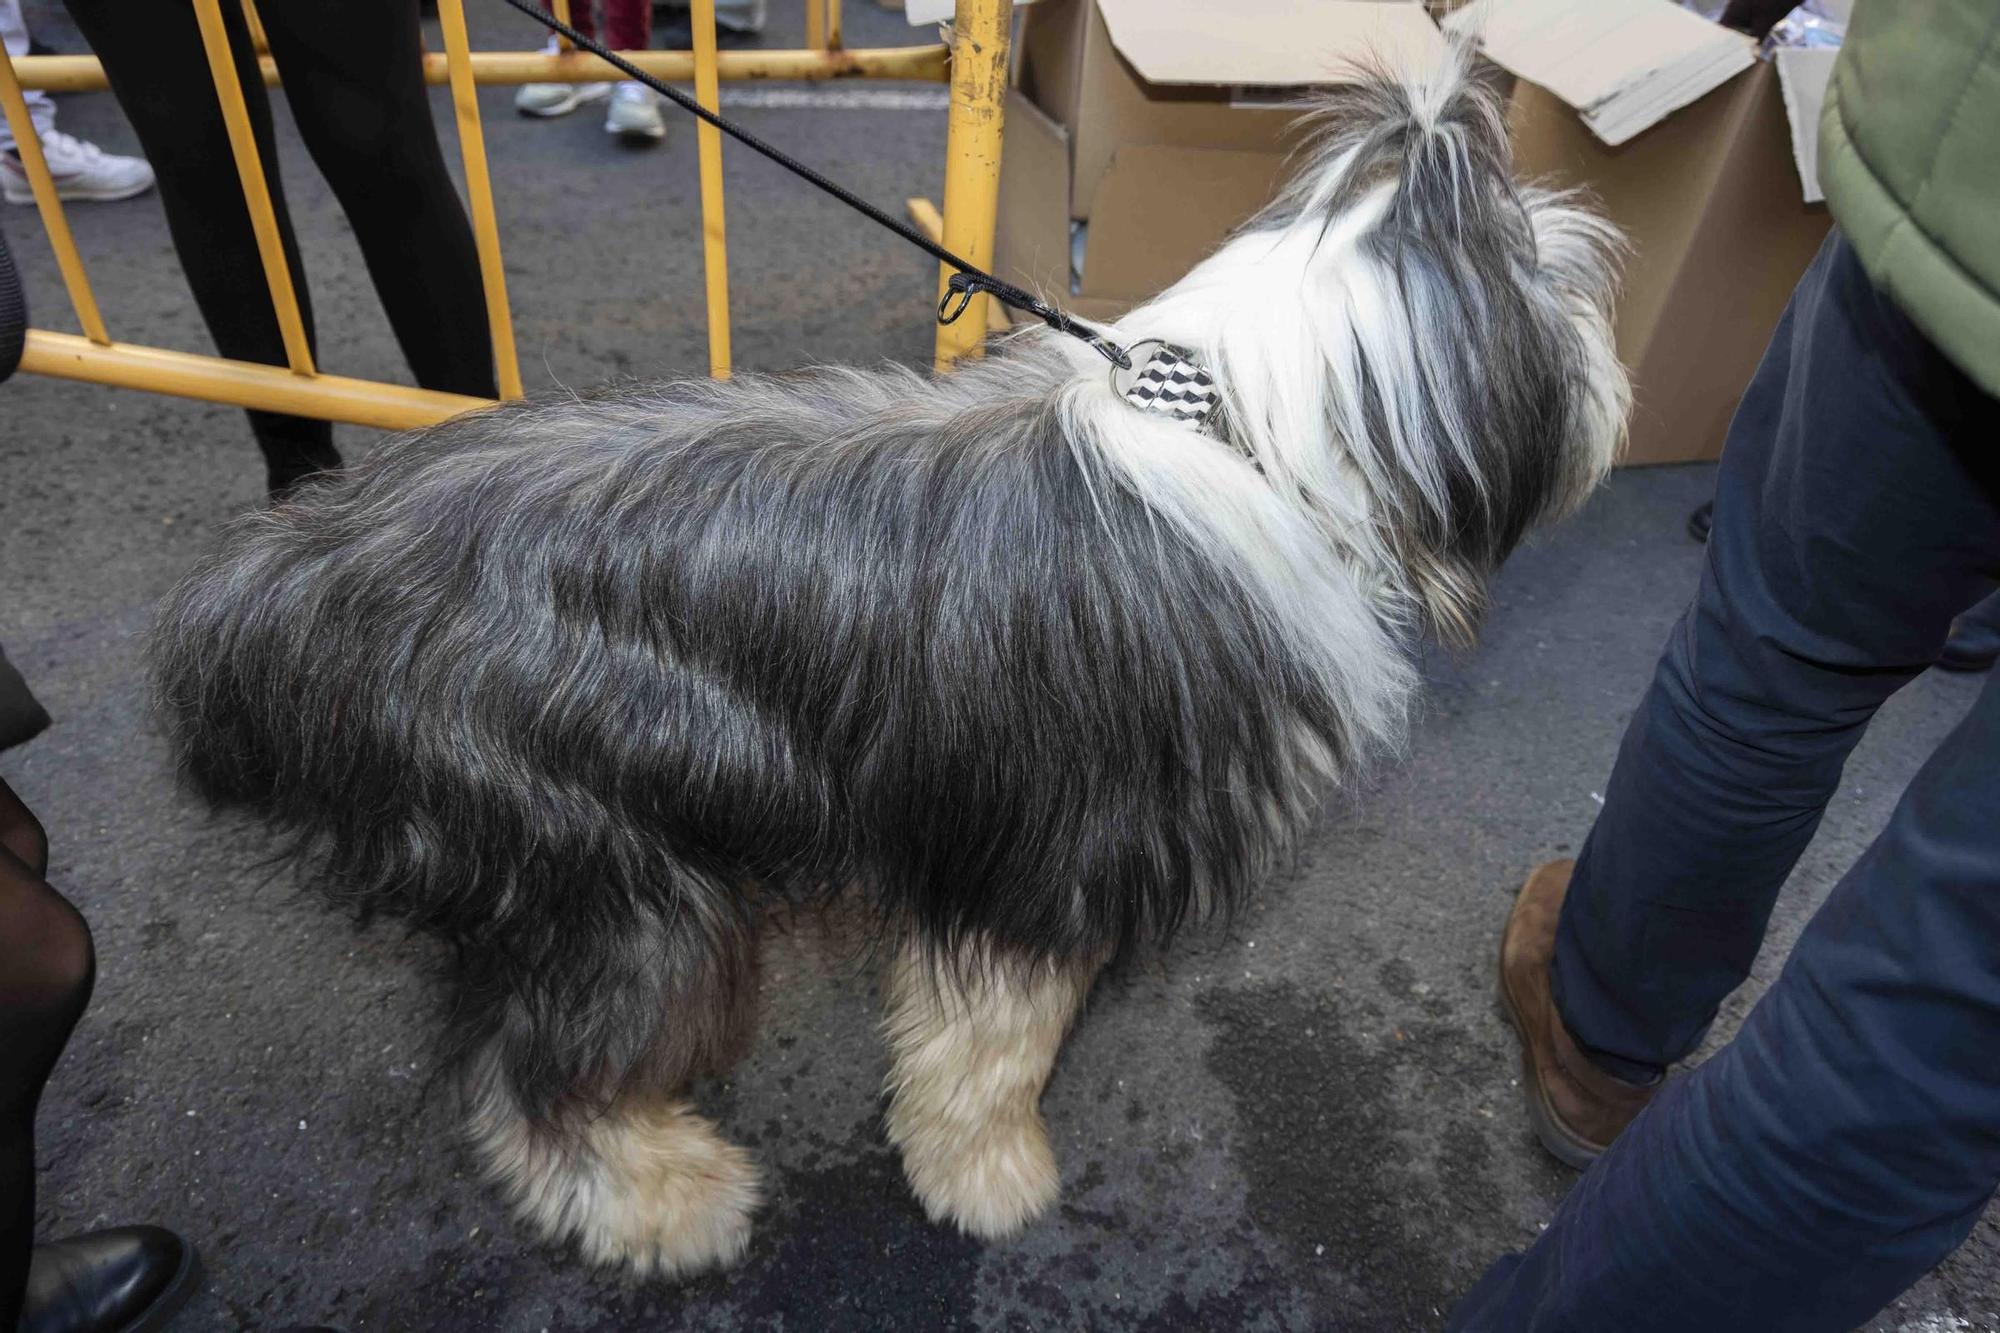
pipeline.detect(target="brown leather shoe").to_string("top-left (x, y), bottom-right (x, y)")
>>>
top-left (1498, 860), bottom-right (1662, 1169)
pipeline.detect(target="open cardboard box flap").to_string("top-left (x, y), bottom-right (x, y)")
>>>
top-left (1447, 0), bottom-right (1836, 198)
top-left (1450, 0), bottom-right (1750, 120)
top-left (1094, 0), bottom-right (1446, 88)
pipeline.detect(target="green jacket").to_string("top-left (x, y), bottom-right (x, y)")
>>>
top-left (1819, 0), bottom-right (2000, 396)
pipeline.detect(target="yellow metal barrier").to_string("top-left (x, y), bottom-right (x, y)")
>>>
top-left (240, 0), bottom-right (271, 57)
top-left (691, 0), bottom-right (733, 379)
top-left (19, 331), bottom-right (495, 431)
top-left (933, 0), bottom-right (1012, 369)
top-left (16, 47), bottom-right (950, 94)
top-left (0, 39), bottom-right (109, 345)
top-left (0, 0), bottom-right (1010, 432)
top-left (806, 0), bottom-right (844, 53)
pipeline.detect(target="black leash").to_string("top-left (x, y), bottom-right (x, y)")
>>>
top-left (488, 0), bottom-right (1130, 367)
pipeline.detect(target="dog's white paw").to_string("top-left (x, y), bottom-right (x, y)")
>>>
top-left (472, 1094), bottom-right (761, 1280)
top-left (895, 1111), bottom-right (1061, 1240)
top-left (568, 1109), bottom-right (762, 1279)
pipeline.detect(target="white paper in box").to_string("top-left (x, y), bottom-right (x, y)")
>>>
top-left (1447, 0), bottom-right (1756, 146)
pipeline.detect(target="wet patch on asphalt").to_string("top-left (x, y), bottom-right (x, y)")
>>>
top-left (1197, 978), bottom-right (1514, 1330)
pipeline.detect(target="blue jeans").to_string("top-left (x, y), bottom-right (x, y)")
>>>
top-left (1450, 233), bottom-right (2000, 1331)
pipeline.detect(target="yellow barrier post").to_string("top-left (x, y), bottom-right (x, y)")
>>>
top-left (932, 0), bottom-right (1012, 370)
top-left (435, 0), bottom-right (526, 399)
top-left (191, 0), bottom-right (315, 375)
top-left (691, 0), bottom-right (733, 378)
top-left (806, 0), bottom-right (846, 54)
top-left (0, 45), bottom-right (109, 344)
top-left (240, 0), bottom-right (271, 56)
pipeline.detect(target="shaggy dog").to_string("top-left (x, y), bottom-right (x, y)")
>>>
top-left (151, 54), bottom-right (1627, 1278)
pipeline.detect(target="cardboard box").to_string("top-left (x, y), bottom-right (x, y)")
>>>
top-left (1020, 0), bottom-right (1439, 220)
top-left (1473, 0), bottom-right (1836, 465)
top-left (995, 0), bottom-right (1833, 468)
top-left (993, 0), bottom-right (1443, 323)
top-left (994, 87), bottom-right (1290, 323)
top-left (1509, 64), bottom-right (1829, 465)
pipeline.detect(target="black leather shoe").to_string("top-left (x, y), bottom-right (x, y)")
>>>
top-left (18, 1227), bottom-right (198, 1333)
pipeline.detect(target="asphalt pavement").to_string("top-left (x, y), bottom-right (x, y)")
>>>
top-left (1, 2), bottom-right (1995, 1328)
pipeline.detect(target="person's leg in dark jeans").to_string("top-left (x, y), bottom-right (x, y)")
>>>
top-left (1554, 234), bottom-right (2000, 1082)
top-left (1461, 669), bottom-right (2000, 1330)
top-left (1457, 235), bottom-right (2000, 1328)
top-left (59, 0), bottom-right (495, 493)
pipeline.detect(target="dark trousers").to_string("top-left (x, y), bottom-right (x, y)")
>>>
top-left (60, 0), bottom-right (497, 487)
top-left (1451, 233), bottom-right (2000, 1330)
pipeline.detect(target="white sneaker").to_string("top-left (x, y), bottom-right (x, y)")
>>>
top-left (515, 79), bottom-right (613, 117)
top-left (604, 82), bottom-right (667, 143)
top-left (1, 130), bottom-right (155, 205)
top-left (514, 39), bottom-right (611, 117)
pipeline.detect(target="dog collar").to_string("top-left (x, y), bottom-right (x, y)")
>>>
top-left (1113, 341), bottom-right (1219, 433)
top-left (1111, 340), bottom-right (1260, 467)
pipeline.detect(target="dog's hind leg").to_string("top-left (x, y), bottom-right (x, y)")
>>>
top-left (882, 936), bottom-right (1103, 1240)
top-left (457, 884), bottom-right (765, 1279)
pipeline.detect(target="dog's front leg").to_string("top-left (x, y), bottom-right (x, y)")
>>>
top-left (882, 937), bottom-right (1103, 1240)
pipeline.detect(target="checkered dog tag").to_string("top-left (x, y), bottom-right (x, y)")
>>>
top-left (1119, 342), bottom-right (1219, 434)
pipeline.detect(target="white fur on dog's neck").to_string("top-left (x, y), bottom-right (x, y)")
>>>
top-left (1055, 334), bottom-right (1416, 783)
top-left (1045, 190), bottom-right (1440, 785)
top-left (1110, 199), bottom-right (1409, 594)
top-left (1038, 53), bottom-right (1627, 780)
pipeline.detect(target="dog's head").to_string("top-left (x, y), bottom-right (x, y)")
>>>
top-left (1124, 50), bottom-right (1630, 642)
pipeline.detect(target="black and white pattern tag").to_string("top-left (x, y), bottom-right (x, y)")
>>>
top-left (1117, 342), bottom-right (1219, 434)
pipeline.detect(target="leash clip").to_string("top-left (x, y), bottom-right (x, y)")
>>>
top-left (935, 272), bottom-right (981, 326)
top-left (938, 271), bottom-right (1131, 370)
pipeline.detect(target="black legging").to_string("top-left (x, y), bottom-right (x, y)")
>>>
top-left (61, 0), bottom-right (498, 490)
top-left (0, 781), bottom-right (93, 1329)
